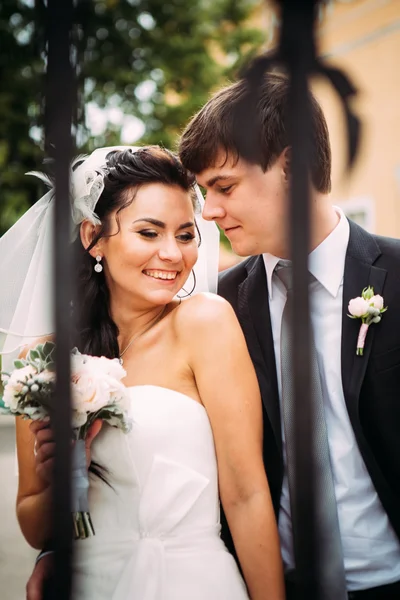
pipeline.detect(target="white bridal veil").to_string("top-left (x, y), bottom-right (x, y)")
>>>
top-left (0, 146), bottom-right (220, 371)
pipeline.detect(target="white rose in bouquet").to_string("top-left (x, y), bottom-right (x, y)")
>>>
top-left (2, 365), bottom-right (37, 411)
top-left (72, 410), bottom-right (89, 429)
top-left (92, 356), bottom-right (126, 379)
top-left (71, 358), bottom-right (112, 413)
top-left (71, 353), bottom-right (127, 412)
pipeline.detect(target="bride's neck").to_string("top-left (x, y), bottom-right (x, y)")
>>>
top-left (110, 298), bottom-right (166, 347)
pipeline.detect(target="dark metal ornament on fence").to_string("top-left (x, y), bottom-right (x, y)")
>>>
top-left (43, 0), bottom-right (75, 598)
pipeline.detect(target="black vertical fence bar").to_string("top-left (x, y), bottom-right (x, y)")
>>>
top-left (44, 0), bottom-right (75, 598)
top-left (239, 0), bottom-right (320, 592)
top-left (286, 59), bottom-right (318, 600)
top-left (281, 1), bottom-right (318, 597)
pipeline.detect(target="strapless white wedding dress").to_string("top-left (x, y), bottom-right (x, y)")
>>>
top-left (72, 385), bottom-right (249, 599)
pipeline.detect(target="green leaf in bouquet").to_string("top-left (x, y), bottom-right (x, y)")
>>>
top-left (42, 341), bottom-right (53, 354)
top-left (42, 341), bottom-right (56, 360)
top-left (37, 347), bottom-right (48, 363)
top-left (13, 359), bottom-right (26, 370)
top-left (96, 407), bottom-right (133, 433)
top-left (27, 349), bottom-right (40, 362)
top-left (26, 359), bottom-right (41, 373)
top-left (35, 345), bottom-right (43, 359)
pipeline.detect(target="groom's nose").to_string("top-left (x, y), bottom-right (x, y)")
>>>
top-left (202, 192), bottom-right (226, 222)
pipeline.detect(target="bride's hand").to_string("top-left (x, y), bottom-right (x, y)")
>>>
top-left (30, 419), bottom-right (103, 484)
top-left (30, 419), bottom-right (54, 485)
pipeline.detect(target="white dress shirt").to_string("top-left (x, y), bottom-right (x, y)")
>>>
top-left (263, 208), bottom-right (400, 590)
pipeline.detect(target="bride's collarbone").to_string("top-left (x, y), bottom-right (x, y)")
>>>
top-left (122, 353), bottom-right (195, 387)
top-left (120, 318), bottom-right (189, 366)
top-left (119, 316), bottom-right (198, 396)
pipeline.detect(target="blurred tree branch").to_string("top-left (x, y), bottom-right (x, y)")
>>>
top-left (0, 0), bottom-right (264, 234)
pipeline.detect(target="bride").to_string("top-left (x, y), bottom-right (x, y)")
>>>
top-left (5, 146), bottom-right (284, 599)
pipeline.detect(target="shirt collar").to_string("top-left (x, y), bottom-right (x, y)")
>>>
top-left (262, 206), bottom-right (350, 300)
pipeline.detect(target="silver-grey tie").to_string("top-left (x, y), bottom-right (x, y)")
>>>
top-left (276, 263), bottom-right (347, 599)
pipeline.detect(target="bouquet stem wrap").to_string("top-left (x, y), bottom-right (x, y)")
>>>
top-left (72, 439), bottom-right (94, 540)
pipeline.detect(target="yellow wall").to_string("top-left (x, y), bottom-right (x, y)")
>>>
top-left (263, 0), bottom-right (400, 236)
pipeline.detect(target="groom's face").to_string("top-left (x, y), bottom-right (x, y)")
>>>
top-left (196, 151), bottom-right (290, 257)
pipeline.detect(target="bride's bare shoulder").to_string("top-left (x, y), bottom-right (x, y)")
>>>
top-left (174, 292), bottom-right (239, 334)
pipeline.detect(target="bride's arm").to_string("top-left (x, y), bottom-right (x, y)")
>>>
top-left (16, 416), bottom-right (54, 549)
top-left (180, 293), bottom-right (285, 600)
top-left (15, 337), bottom-right (102, 549)
top-left (15, 337), bottom-right (55, 548)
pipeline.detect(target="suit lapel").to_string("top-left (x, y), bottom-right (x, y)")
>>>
top-left (237, 256), bottom-right (282, 455)
top-left (341, 221), bottom-right (387, 423)
top-left (232, 221), bottom-right (386, 458)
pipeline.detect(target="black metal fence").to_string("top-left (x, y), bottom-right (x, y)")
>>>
top-left (44, 1), bottom-right (359, 598)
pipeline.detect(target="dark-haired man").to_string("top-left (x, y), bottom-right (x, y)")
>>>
top-left (179, 72), bottom-right (400, 599)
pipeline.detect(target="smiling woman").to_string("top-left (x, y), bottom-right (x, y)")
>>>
top-left (80, 176), bottom-right (199, 362)
top-left (12, 145), bottom-right (284, 600)
top-left (75, 147), bottom-right (199, 359)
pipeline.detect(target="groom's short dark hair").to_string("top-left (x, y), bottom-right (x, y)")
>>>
top-left (179, 72), bottom-right (331, 194)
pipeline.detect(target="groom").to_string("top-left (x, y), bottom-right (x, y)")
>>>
top-left (179, 73), bottom-right (400, 599)
top-left (27, 74), bottom-right (400, 599)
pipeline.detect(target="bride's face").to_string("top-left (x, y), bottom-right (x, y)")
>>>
top-left (99, 182), bottom-right (198, 307)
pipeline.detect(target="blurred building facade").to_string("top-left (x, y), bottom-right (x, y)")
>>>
top-left (257, 0), bottom-right (400, 237)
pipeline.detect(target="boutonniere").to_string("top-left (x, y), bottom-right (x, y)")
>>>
top-left (348, 286), bottom-right (387, 356)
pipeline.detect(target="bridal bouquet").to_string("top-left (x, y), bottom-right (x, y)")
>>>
top-left (1, 341), bottom-right (132, 539)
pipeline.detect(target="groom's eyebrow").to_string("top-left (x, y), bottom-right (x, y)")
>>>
top-left (133, 218), bottom-right (194, 230)
top-left (205, 175), bottom-right (234, 187)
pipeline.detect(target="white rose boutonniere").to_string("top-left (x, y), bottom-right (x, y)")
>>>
top-left (348, 286), bottom-right (387, 355)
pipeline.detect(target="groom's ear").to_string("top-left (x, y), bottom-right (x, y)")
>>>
top-left (80, 220), bottom-right (102, 257)
top-left (282, 147), bottom-right (291, 183)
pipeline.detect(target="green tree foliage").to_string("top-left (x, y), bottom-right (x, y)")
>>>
top-left (0, 0), bottom-right (264, 234)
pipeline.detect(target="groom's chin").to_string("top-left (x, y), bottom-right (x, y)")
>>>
top-left (224, 232), bottom-right (247, 257)
top-left (227, 237), bottom-right (256, 258)
top-left (231, 246), bottom-right (250, 258)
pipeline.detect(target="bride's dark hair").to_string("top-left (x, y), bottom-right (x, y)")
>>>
top-left (72, 146), bottom-right (196, 359)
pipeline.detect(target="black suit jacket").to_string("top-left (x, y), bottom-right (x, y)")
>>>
top-left (218, 220), bottom-right (400, 553)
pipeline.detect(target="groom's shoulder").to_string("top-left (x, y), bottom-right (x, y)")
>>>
top-left (348, 220), bottom-right (400, 266)
top-left (354, 226), bottom-right (400, 289)
top-left (373, 232), bottom-right (400, 259)
top-left (368, 231), bottom-right (400, 274)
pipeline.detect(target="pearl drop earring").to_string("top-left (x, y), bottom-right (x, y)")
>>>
top-left (94, 255), bottom-right (103, 273)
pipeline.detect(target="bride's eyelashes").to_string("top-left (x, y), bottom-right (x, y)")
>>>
top-left (137, 229), bottom-right (195, 243)
top-left (137, 229), bottom-right (158, 239)
top-left (177, 232), bottom-right (196, 243)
